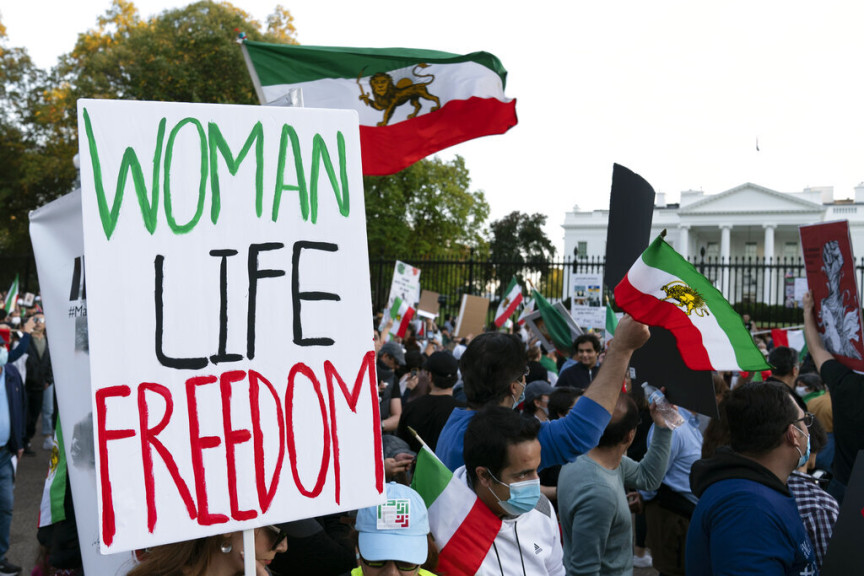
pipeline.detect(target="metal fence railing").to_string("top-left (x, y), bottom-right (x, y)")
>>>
top-left (6, 251), bottom-right (864, 330)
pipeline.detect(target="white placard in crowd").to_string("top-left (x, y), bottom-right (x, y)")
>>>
top-left (386, 260), bottom-right (421, 311)
top-left (31, 190), bottom-right (134, 574)
top-left (77, 99), bottom-right (384, 553)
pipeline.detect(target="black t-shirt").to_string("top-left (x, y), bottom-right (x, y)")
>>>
top-left (396, 394), bottom-right (462, 453)
top-left (556, 362), bottom-right (599, 390)
top-left (820, 359), bottom-right (864, 485)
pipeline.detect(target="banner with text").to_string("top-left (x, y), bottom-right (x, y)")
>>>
top-left (77, 100), bottom-right (383, 553)
top-left (30, 191), bottom-right (134, 574)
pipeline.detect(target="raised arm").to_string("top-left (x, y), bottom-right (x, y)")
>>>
top-left (582, 315), bottom-right (650, 413)
top-left (802, 291), bottom-right (833, 372)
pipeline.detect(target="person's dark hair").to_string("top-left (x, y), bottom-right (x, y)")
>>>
top-left (712, 372), bottom-right (730, 402)
top-left (548, 387), bottom-right (582, 419)
top-left (726, 382), bottom-right (799, 455)
top-left (768, 346), bottom-right (798, 377)
top-left (464, 406), bottom-right (540, 485)
top-left (526, 362), bottom-right (548, 385)
top-left (573, 333), bottom-right (601, 354)
top-left (795, 372), bottom-right (825, 393)
top-left (702, 400), bottom-right (731, 459)
top-left (127, 536), bottom-right (223, 576)
top-left (807, 417), bottom-right (828, 456)
top-left (597, 394), bottom-right (640, 448)
top-left (459, 333), bottom-right (526, 408)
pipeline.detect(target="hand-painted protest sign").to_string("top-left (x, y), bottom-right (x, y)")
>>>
top-left (77, 100), bottom-right (383, 553)
top-left (800, 221), bottom-right (864, 371)
top-left (383, 260), bottom-right (421, 315)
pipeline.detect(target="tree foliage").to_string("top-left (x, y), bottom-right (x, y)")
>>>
top-left (488, 211), bottom-right (556, 288)
top-left (363, 156), bottom-right (489, 259)
top-left (0, 1), bottom-right (298, 252)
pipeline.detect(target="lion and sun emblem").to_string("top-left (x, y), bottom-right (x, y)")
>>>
top-left (660, 280), bottom-right (710, 317)
top-left (357, 64), bottom-right (441, 126)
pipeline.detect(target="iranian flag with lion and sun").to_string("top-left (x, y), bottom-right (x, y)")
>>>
top-left (614, 233), bottom-right (770, 372)
top-left (243, 41), bottom-right (517, 175)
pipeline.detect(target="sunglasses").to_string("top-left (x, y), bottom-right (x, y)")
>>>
top-left (263, 525), bottom-right (288, 551)
top-left (360, 555), bottom-right (420, 572)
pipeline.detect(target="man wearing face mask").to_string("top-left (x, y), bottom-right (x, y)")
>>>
top-left (558, 394), bottom-right (672, 576)
top-left (436, 316), bottom-right (650, 472)
top-left (461, 406), bottom-right (564, 575)
top-left (0, 333), bottom-right (26, 575)
top-left (686, 382), bottom-right (817, 575)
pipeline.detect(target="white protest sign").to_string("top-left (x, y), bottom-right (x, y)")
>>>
top-left (386, 261), bottom-right (421, 310)
top-left (30, 191), bottom-right (134, 574)
top-left (77, 100), bottom-right (384, 553)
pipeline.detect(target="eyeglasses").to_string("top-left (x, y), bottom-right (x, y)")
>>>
top-left (360, 555), bottom-right (420, 572)
top-left (793, 413), bottom-right (815, 429)
top-left (263, 525), bottom-right (288, 551)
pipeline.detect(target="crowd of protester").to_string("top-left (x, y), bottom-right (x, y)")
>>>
top-left (0, 287), bottom-right (861, 575)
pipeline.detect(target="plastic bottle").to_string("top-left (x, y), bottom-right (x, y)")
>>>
top-left (641, 383), bottom-right (684, 430)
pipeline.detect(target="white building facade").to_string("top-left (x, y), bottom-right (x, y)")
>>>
top-left (562, 182), bottom-right (864, 303)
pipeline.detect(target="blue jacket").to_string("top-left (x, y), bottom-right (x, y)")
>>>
top-left (1, 364), bottom-right (25, 453)
top-left (686, 448), bottom-right (817, 576)
top-left (435, 395), bottom-right (610, 472)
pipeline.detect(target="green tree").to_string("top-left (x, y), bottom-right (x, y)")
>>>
top-left (488, 211), bottom-right (556, 293)
top-left (0, 1), bottom-right (299, 252)
top-left (0, 21), bottom-right (77, 253)
top-left (363, 155), bottom-right (490, 259)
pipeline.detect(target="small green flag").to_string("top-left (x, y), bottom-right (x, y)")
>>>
top-left (606, 305), bottom-right (618, 336)
top-left (4, 274), bottom-right (19, 314)
top-left (531, 289), bottom-right (574, 353)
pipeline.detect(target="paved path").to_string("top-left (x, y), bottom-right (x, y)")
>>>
top-left (9, 432), bottom-right (52, 575)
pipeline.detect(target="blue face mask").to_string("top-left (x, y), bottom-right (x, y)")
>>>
top-left (0, 347), bottom-right (7, 367)
top-left (512, 380), bottom-right (526, 410)
top-left (486, 470), bottom-right (541, 516)
top-left (793, 426), bottom-right (811, 469)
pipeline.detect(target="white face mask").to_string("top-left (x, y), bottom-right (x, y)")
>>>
top-left (795, 386), bottom-right (809, 398)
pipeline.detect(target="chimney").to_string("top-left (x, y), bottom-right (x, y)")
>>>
top-left (655, 192), bottom-right (666, 208)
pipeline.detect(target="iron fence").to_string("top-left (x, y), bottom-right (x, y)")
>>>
top-left (6, 250), bottom-right (864, 330)
top-left (371, 253), bottom-right (864, 330)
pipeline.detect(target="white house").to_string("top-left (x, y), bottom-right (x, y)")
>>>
top-left (562, 182), bottom-right (864, 303)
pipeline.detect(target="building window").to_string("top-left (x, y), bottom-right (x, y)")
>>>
top-left (705, 242), bottom-right (720, 259)
top-left (577, 241), bottom-right (588, 259)
top-left (745, 242), bottom-right (757, 259)
top-left (783, 242), bottom-right (799, 259)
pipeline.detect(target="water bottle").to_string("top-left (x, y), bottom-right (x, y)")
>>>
top-left (641, 383), bottom-right (684, 430)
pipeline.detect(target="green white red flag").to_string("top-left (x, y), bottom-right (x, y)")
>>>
top-left (411, 442), bottom-right (500, 574)
top-left (39, 421), bottom-right (68, 527)
top-left (606, 305), bottom-right (618, 338)
top-left (4, 274), bottom-right (19, 314)
top-left (495, 277), bottom-right (523, 328)
top-left (390, 297), bottom-right (415, 339)
top-left (242, 41), bottom-right (517, 175)
top-left (614, 233), bottom-right (770, 371)
top-left (517, 297), bottom-right (535, 326)
top-left (771, 328), bottom-right (808, 361)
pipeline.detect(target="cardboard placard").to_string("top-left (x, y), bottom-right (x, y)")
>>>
top-left (454, 294), bottom-right (489, 338)
top-left (417, 290), bottom-right (440, 319)
top-left (800, 221), bottom-right (864, 371)
top-left (77, 100), bottom-right (384, 553)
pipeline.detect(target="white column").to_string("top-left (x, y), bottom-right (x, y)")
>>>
top-left (763, 224), bottom-right (776, 304)
top-left (679, 225), bottom-right (690, 260)
top-left (720, 224), bottom-right (732, 298)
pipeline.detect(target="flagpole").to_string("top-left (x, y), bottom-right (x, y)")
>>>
top-left (239, 41), bottom-right (268, 105)
top-left (243, 529), bottom-right (256, 576)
